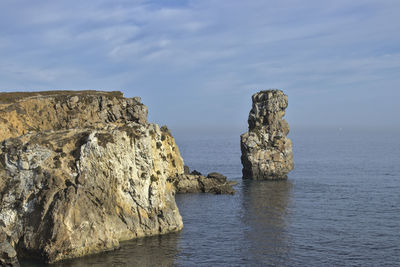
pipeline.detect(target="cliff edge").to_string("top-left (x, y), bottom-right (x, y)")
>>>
top-left (0, 90), bottom-right (147, 141)
top-left (240, 90), bottom-right (294, 179)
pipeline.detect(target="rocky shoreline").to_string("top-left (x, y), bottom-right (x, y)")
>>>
top-left (170, 168), bottom-right (236, 195)
top-left (0, 91), bottom-right (235, 265)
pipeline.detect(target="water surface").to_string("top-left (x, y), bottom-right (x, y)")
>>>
top-left (22, 128), bottom-right (400, 266)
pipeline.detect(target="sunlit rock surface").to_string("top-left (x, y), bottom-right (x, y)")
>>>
top-left (241, 90), bottom-right (294, 179)
top-left (0, 91), bottom-right (184, 264)
top-left (0, 90), bottom-right (147, 142)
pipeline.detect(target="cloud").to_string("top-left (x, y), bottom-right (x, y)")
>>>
top-left (0, 0), bottom-right (399, 129)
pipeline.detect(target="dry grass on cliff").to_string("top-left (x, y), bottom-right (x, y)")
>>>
top-left (0, 90), bottom-right (123, 104)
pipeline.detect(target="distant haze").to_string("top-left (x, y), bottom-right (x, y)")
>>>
top-left (0, 0), bottom-right (399, 135)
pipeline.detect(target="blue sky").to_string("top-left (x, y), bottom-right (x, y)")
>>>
top-left (0, 0), bottom-right (399, 134)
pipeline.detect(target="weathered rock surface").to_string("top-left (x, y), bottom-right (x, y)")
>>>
top-left (0, 90), bottom-right (148, 142)
top-left (169, 171), bottom-right (236, 195)
top-left (0, 233), bottom-right (19, 266)
top-left (0, 91), bottom-right (184, 264)
top-left (240, 89), bottom-right (293, 179)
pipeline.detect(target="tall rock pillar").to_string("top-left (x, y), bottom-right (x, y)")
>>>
top-left (240, 89), bottom-right (293, 179)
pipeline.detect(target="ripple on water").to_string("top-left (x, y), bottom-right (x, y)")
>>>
top-left (20, 129), bottom-right (400, 266)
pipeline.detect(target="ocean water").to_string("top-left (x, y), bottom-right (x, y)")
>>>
top-left (21, 128), bottom-right (400, 266)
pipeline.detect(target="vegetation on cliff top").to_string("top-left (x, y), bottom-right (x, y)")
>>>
top-left (0, 90), bottom-right (123, 104)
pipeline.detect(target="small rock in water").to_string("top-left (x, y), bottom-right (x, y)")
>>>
top-left (207, 172), bottom-right (227, 183)
top-left (170, 171), bottom-right (235, 195)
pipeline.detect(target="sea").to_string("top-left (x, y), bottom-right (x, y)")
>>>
top-left (21, 127), bottom-right (400, 266)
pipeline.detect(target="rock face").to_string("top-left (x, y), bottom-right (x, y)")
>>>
top-left (0, 233), bottom-right (19, 266)
top-left (240, 90), bottom-right (293, 179)
top-left (0, 91), bottom-right (148, 142)
top-left (0, 91), bottom-right (184, 264)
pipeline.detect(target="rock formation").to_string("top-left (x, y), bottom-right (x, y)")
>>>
top-left (0, 233), bottom-right (18, 266)
top-left (0, 90), bottom-right (147, 141)
top-left (0, 90), bottom-right (236, 265)
top-left (240, 89), bottom-right (293, 179)
top-left (1, 124), bottom-right (184, 263)
top-left (170, 170), bottom-right (236, 195)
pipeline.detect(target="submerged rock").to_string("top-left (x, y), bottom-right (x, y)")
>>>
top-left (240, 89), bottom-right (294, 179)
top-left (0, 91), bottom-right (184, 264)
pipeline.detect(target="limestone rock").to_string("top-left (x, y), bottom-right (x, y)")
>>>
top-left (0, 90), bottom-right (148, 141)
top-left (241, 89), bottom-right (294, 179)
top-left (183, 165), bottom-right (190, 174)
top-left (0, 91), bottom-right (185, 264)
top-left (191, 170), bottom-right (202, 176)
top-left (0, 234), bottom-right (19, 266)
top-left (0, 90), bottom-right (237, 264)
top-left (169, 172), bottom-right (236, 195)
top-left (207, 172), bottom-right (227, 183)
top-left (0, 124), bottom-right (184, 263)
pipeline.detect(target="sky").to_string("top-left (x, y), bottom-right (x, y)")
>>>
top-left (0, 0), bottom-right (399, 135)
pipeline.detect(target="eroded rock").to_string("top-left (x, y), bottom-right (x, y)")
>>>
top-left (240, 89), bottom-right (294, 179)
top-left (169, 172), bottom-right (236, 195)
top-left (0, 90), bottom-right (237, 264)
top-left (0, 91), bottom-right (185, 264)
top-left (0, 90), bottom-right (148, 142)
top-left (0, 234), bottom-right (19, 267)
top-left (0, 124), bottom-right (184, 263)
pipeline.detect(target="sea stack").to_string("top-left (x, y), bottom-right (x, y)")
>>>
top-left (240, 89), bottom-right (293, 179)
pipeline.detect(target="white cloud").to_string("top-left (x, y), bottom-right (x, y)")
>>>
top-left (0, 0), bottom-right (399, 128)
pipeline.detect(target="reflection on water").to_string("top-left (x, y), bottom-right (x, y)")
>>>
top-left (19, 130), bottom-right (400, 266)
top-left (21, 232), bottom-right (181, 267)
top-left (241, 180), bottom-right (293, 265)
top-left (21, 179), bottom-right (293, 267)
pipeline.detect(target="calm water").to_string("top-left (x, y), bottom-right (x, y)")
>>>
top-left (21, 128), bottom-right (400, 266)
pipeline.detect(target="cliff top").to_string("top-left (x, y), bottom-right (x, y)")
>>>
top-left (0, 90), bottom-right (147, 142)
top-left (257, 89), bottom-right (283, 94)
top-left (0, 90), bottom-right (124, 104)
top-left (252, 89), bottom-right (286, 102)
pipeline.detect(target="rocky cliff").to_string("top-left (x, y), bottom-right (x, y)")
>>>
top-left (0, 90), bottom-right (147, 141)
top-left (0, 91), bottom-right (185, 264)
top-left (240, 90), bottom-right (293, 179)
